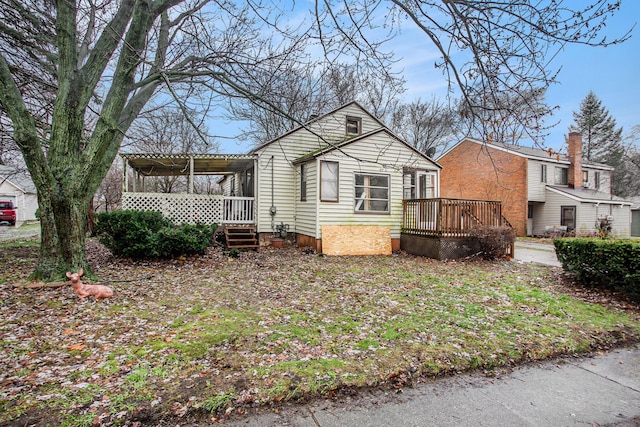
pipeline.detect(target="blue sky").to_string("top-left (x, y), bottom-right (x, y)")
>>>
top-left (215, 2), bottom-right (639, 154)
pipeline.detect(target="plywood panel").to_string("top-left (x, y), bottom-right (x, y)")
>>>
top-left (321, 225), bottom-right (391, 255)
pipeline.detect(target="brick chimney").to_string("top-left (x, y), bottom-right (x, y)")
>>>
top-left (567, 132), bottom-right (583, 189)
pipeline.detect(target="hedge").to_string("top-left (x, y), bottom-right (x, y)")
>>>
top-left (554, 238), bottom-right (640, 301)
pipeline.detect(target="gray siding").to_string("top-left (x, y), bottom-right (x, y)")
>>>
top-left (295, 161), bottom-right (318, 238)
top-left (534, 189), bottom-right (630, 237)
top-left (254, 103), bottom-right (389, 235)
top-left (253, 103), bottom-right (439, 238)
top-left (527, 159), bottom-right (547, 202)
top-left (314, 133), bottom-right (438, 239)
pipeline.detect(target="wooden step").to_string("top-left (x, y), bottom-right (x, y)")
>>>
top-left (224, 225), bottom-right (258, 250)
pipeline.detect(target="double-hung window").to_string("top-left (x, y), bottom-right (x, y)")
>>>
top-left (320, 161), bottom-right (339, 202)
top-left (354, 173), bottom-right (389, 213)
top-left (541, 164), bottom-right (547, 183)
top-left (554, 167), bottom-right (568, 185)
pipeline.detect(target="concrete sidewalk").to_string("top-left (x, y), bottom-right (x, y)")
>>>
top-left (224, 346), bottom-right (640, 426)
top-left (513, 241), bottom-right (562, 267)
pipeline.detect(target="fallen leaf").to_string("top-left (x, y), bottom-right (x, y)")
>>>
top-left (68, 343), bottom-right (87, 351)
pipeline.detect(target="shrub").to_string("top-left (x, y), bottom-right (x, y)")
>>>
top-left (95, 210), bottom-right (170, 258)
top-left (554, 238), bottom-right (640, 301)
top-left (95, 211), bottom-right (215, 259)
top-left (155, 223), bottom-right (215, 257)
top-left (470, 225), bottom-right (516, 260)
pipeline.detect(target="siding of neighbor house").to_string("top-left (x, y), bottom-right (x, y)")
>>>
top-left (527, 159), bottom-right (548, 203)
top-left (0, 174), bottom-right (38, 222)
top-left (253, 103), bottom-right (385, 236)
top-left (439, 140), bottom-right (528, 236)
top-left (536, 190), bottom-right (631, 237)
top-left (632, 210), bottom-right (640, 237)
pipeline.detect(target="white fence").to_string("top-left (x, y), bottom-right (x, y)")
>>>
top-left (122, 193), bottom-right (254, 225)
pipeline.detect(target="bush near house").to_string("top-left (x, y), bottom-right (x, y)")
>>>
top-left (554, 238), bottom-right (640, 301)
top-left (95, 210), bottom-right (215, 258)
top-left (470, 225), bottom-right (516, 260)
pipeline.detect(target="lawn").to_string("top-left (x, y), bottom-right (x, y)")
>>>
top-left (1, 238), bottom-right (639, 426)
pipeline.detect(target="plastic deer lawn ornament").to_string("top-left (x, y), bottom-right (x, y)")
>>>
top-left (66, 268), bottom-right (113, 300)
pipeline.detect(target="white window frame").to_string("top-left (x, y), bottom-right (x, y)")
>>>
top-left (554, 167), bottom-right (568, 185)
top-left (320, 161), bottom-right (339, 202)
top-left (354, 173), bottom-right (390, 213)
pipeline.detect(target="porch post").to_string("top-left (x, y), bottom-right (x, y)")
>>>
top-left (253, 157), bottom-right (258, 225)
top-left (188, 156), bottom-right (194, 194)
top-left (122, 156), bottom-right (128, 193)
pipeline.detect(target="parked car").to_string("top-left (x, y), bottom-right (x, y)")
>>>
top-left (0, 200), bottom-right (17, 226)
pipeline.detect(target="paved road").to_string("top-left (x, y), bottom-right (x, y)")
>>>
top-left (223, 346), bottom-right (640, 426)
top-left (513, 241), bottom-right (562, 267)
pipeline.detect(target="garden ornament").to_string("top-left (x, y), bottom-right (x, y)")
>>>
top-left (66, 268), bottom-right (113, 299)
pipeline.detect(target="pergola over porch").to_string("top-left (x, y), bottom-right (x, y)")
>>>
top-left (120, 153), bottom-right (257, 225)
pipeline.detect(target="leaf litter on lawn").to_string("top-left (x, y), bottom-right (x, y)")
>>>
top-left (0, 238), bottom-right (639, 426)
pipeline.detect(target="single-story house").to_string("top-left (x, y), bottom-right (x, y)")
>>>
top-left (0, 165), bottom-right (39, 223)
top-left (121, 102), bottom-right (443, 255)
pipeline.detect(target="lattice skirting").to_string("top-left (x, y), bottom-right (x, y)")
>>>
top-left (122, 193), bottom-right (224, 224)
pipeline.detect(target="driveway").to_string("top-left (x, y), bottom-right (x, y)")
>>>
top-left (513, 240), bottom-right (562, 267)
top-left (0, 222), bottom-right (40, 241)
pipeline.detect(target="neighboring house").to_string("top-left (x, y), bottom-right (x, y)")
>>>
top-left (0, 165), bottom-right (39, 223)
top-left (630, 197), bottom-right (640, 237)
top-left (438, 133), bottom-right (632, 238)
top-left (121, 102), bottom-right (442, 254)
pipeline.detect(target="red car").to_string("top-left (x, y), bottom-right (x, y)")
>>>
top-left (0, 200), bottom-right (17, 226)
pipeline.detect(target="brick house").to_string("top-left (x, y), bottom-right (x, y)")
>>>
top-left (438, 133), bottom-right (632, 237)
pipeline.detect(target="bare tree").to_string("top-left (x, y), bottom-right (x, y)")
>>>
top-left (0, 0), bottom-right (629, 280)
top-left (389, 97), bottom-right (460, 157)
top-left (231, 61), bottom-right (405, 145)
top-left (459, 87), bottom-right (555, 146)
top-left (94, 164), bottom-right (123, 213)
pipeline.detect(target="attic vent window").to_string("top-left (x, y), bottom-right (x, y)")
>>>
top-left (346, 116), bottom-right (362, 136)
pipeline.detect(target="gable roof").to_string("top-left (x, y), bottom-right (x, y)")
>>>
top-left (291, 127), bottom-right (442, 169)
top-left (441, 137), bottom-right (613, 170)
top-left (0, 165), bottom-right (37, 193)
top-left (546, 185), bottom-right (632, 206)
top-left (249, 101), bottom-right (386, 154)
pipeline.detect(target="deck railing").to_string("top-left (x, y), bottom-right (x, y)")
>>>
top-left (402, 198), bottom-right (508, 238)
top-left (121, 192), bottom-right (254, 225)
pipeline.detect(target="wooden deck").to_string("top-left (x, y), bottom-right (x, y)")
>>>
top-left (402, 198), bottom-right (510, 237)
top-left (401, 198), bottom-right (513, 259)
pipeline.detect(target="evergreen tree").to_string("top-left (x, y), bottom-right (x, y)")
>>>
top-left (570, 91), bottom-right (623, 163)
top-left (569, 91), bottom-right (630, 195)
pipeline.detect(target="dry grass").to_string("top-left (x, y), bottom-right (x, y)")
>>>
top-left (1, 239), bottom-right (639, 426)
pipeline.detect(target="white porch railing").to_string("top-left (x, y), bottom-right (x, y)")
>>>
top-left (121, 193), bottom-right (254, 225)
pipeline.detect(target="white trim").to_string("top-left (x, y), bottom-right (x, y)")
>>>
top-left (546, 186), bottom-right (633, 206)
